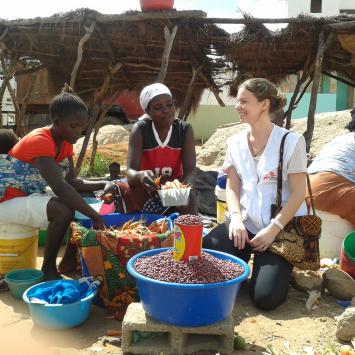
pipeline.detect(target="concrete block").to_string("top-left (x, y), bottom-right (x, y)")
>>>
top-left (122, 302), bottom-right (234, 355)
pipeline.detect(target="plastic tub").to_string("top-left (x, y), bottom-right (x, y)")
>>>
top-left (74, 198), bottom-right (103, 220)
top-left (0, 224), bottom-right (39, 274)
top-left (340, 246), bottom-right (355, 279)
top-left (5, 269), bottom-right (44, 299)
top-left (23, 280), bottom-right (98, 329)
top-left (215, 186), bottom-right (227, 224)
top-left (127, 248), bottom-right (250, 327)
top-left (140, 0), bottom-right (174, 11)
top-left (343, 231), bottom-right (355, 262)
top-left (313, 209), bottom-right (355, 259)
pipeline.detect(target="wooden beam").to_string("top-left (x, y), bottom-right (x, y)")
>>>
top-left (178, 60), bottom-right (205, 121)
top-left (326, 20), bottom-right (355, 30)
top-left (156, 25), bottom-right (178, 83)
top-left (196, 17), bottom-right (330, 24)
top-left (70, 21), bottom-right (96, 89)
top-left (304, 31), bottom-right (335, 153)
top-left (321, 70), bottom-right (355, 88)
top-left (0, 10), bottom-right (206, 26)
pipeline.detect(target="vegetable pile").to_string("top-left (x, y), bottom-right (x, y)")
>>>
top-left (104, 217), bottom-right (169, 236)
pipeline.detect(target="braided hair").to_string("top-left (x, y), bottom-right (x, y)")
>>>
top-left (49, 83), bottom-right (87, 120)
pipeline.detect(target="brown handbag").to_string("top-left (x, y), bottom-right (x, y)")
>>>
top-left (268, 132), bottom-right (322, 271)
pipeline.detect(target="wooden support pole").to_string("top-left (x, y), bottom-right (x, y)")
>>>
top-left (321, 71), bottom-right (355, 89)
top-left (304, 31), bottom-right (334, 153)
top-left (0, 53), bottom-right (16, 129)
top-left (178, 60), bottom-right (205, 121)
top-left (17, 72), bottom-right (38, 137)
top-left (70, 21), bottom-right (96, 89)
top-left (156, 25), bottom-right (178, 84)
top-left (74, 61), bottom-right (123, 176)
top-left (284, 53), bottom-right (313, 130)
top-left (89, 90), bottom-right (121, 174)
top-left (199, 71), bottom-right (225, 107)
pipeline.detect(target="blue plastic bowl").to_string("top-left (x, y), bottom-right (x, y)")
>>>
top-left (23, 280), bottom-right (98, 329)
top-left (127, 248), bottom-right (250, 327)
top-left (5, 269), bottom-right (44, 299)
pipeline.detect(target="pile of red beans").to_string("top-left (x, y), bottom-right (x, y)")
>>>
top-left (133, 250), bottom-right (245, 284)
top-left (174, 214), bottom-right (203, 225)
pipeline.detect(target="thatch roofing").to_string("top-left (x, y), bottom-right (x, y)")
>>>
top-left (1, 9), bottom-right (355, 111)
top-left (0, 9), bottom-right (229, 112)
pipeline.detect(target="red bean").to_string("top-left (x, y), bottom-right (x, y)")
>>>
top-left (174, 214), bottom-right (203, 225)
top-left (133, 250), bottom-right (245, 284)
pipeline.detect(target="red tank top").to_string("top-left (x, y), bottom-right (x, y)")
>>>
top-left (138, 119), bottom-right (189, 181)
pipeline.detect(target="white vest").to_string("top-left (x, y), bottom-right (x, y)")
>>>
top-left (227, 125), bottom-right (307, 234)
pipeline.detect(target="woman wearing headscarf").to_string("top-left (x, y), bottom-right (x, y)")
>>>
top-left (113, 83), bottom-right (198, 215)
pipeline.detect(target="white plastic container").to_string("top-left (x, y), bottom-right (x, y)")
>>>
top-left (158, 188), bottom-right (191, 207)
top-left (0, 224), bottom-right (39, 274)
top-left (215, 186), bottom-right (228, 224)
top-left (313, 209), bottom-right (355, 259)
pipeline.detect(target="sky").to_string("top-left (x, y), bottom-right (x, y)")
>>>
top-left (0, 0), bottom-right (288, 32)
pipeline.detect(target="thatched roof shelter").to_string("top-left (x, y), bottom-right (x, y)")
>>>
top-left (1, 9), bottom-right (355, 160)
top-left (0, 8), bottom-right (229, 115)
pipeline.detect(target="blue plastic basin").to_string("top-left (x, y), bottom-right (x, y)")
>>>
top-left (23, 280), bottom-right (98, 329)
top-left (5, 269), bottom-right (44, 299)
top-left (127, 248), bottom-right (250, 327)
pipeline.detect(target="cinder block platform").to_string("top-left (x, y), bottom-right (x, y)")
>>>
top-left (122, 302), bottom-right (234, 355)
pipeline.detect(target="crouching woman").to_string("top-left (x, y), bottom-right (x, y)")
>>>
top-left (0, 84), bottom-right (114, 281)
top-left (114, 83), bottom-right (198, 216)
top-left (203, 78), bottom-right (308, 311)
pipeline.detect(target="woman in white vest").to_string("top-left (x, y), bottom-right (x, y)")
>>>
top-left (203, 78), bottom-right (308, 311)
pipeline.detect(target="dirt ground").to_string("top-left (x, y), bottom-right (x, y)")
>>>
top-left (1, 113), bottom-right (353, 355)
top-left (0, 245), bottom-right (348, 355)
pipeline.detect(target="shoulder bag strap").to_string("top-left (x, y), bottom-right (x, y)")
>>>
top-left (275, 132), bottom-right (291, 209)
top-left (276, 132), bottom-right (317, 216)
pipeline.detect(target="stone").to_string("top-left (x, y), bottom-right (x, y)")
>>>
top-left (322, 269), bottom-right (355, 300)
top-left (336, 307), bottom-right (355, 341)
top-left (122, 302), bottom-right (234, 355)
top-left (73, 124), bottom-right (130, 154)
top-left (292, 272), bottom-right (325, 292)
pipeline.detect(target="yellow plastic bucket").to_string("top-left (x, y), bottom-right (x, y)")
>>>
top-left (215, 186), bottom-right (228, 224)
top-left (0, 224), bottom-right (39, 274)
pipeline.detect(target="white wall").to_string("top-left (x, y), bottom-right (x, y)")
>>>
top-left (340, 0), bottom-right (355, 11)
top-left (286, 0), bottom-right (342, 18)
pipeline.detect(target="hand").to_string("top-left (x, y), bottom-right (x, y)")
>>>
top-left (140, 170), bottom-right (159, 191)
top-left (99, 182), bottom-right (116, 204)
top-left (93, 214), bottom-right (107, 230)
top-left (248, 223), bottom-right (280, 252)
top-left (229, 214), bottom-right (249, 249)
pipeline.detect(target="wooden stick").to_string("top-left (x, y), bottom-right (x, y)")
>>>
top-left (321, 70), bottom-right (355, 89)
top-left (89, 90), bottom-right (121, 174)
top-left (70, 21), bottom-right (96, 89)
top-left (178, 60), bottom-right (205, 121)
top-left (304, 31), bottom-right (334, 153)
top-left (284, 53), bottom-right (312, 130)
top-left (16, 72), bottom-right (38, 137)
top-left (156, 25), bottom-right (178, 83)
top-left (74, 61), bottom-right (123, 176)
top-left (199, 71), bottom-right (225, 107)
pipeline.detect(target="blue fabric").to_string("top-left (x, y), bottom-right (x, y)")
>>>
top-left (308, 132), bottom-right (355, 183)
top-left (28, 277), bottom-right (99, 304)
top-left (0, 155), bottom-right (70, 200)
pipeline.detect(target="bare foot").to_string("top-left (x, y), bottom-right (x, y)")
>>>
top-left (58, 243), bottom-right (78, 273)
top-left (41, 268), bottom-right (62, 282)
top-left (57, 260), bottom-right (78, 273)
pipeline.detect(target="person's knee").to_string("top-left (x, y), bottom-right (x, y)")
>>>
top-left (47, 198), bottom-right (75, 222)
